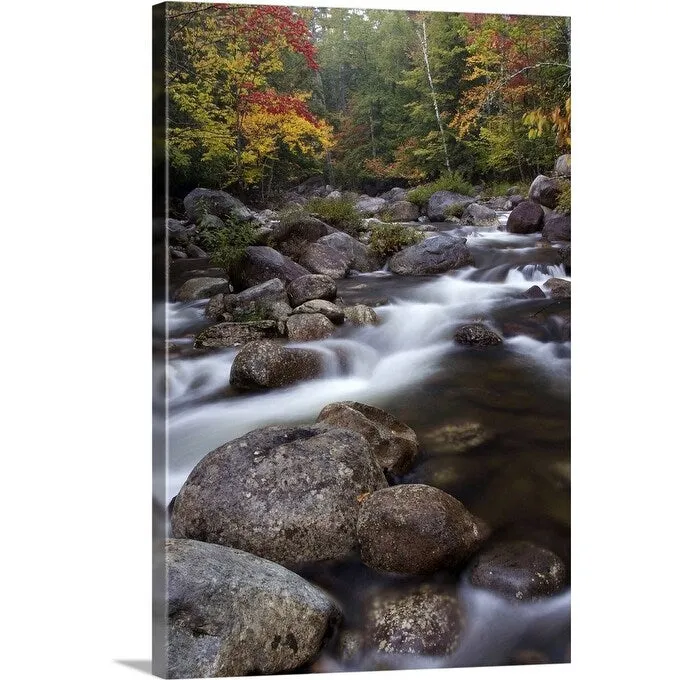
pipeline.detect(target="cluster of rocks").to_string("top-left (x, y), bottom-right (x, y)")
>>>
top-left (166, 401), bottom-right (568, 676)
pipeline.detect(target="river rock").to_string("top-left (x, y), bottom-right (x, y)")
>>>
top-left (463, 203), bottom-right (500, 227)
top-left (389, 234), bottom-right (474, 276)
top-left (543, 278), bottom-right (571, 299)
top-left (316, 401), bottom-right (418, 475)
top-left (286, 313), bottom-right (335, 341)
top-left (299, 242), bottom-right (351, 279)
top-left (194, 320), bottom-right (280, 349)
top-left (170, 248), bottom-right (187, 259)
top-left (167, 218), bottom-right (197, 245)
top-left (253, 225), bottom-right (274, 245)
top-left (506, 194), bottom-right (525, 209)
top-left (363, 584), bottom-right (463, 656)
top-left (344, 304), bottom-right (379, 326)
top-left (222, 278), bottom-right (292, 322)
top-left (522, 285), bottom-right (547, 299)
top-left (383, 201), bottom-right (420, 222)
top-left (426, 191), bottom-right (475, 222)
top-left (506, 201), bottom-right (544, 234)
top-left (554, 154), bottom-right (571, 177)
top-left (272, 215), bottom-right (336, 246)
top-left (170, 423), bottom-right (388, 565)
top-left (355, 195), bottom-right (388, 216)
top-left (183, 187), bottom-right (253, 223)
top-left (229, 340), bottom-right (325, 390)
top-left (240, 246), bottom-right (310, 288)
top-left (379, 187), bottom-right (408, 203)
top-left (317, 232), bottom-right (382, 272)
top-left (165, 538), bottom-right (340, 678)
top-left (174, 277), bottom-right (231, 302)
top-left (454, 323), bottom-right (503, 346)
top-left (542, 213), bottom-right (571, 242)
top-left (423, 421), bottom-right (494, 454)
top-left (558, 245), bottom-right (571, 274)
top-left (356, 484), bottom-right (488, 574)
top-left (468, 540), bottom-right (567, 601)
top-left (293, 300), bottom-right (345, 324)
top-left (286, 274), bottom-right (337, 307)
top-left (529, 175), bottom-right (561, 210)
top-left (185, 243), bottom-right (208, 258)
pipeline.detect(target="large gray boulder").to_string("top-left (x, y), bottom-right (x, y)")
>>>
top-left (170, 424), bottom-right (388, 566)
top-left (344, 304), bottom-right (379, 326)
top-left (317, 232), bottom-right (382, 273)
top-left (222, 278), bottom-right (292, 322)
top-left (383, 201), bottom-right (420, 223)
top-left (542, 213), bottom-right (571, 242)
top-left (468, 540), bottom-right (567, 601)
top-left (316, 401), bottom-right (417, 476)
top-left (355, 195), bottom-right (388, 216)
top-left (356, 484), bottom-right (488, 574)
top-left (165, 538), bottom-right (340, 678)
top-left (286, 313), bottom-right (335, 342)
top-left (506, 201), bottom-right (544, 234)
top-left (554, 154), bottom-right (571, 177)
top-left (174, 277), bottom-right (231, 302)
top-left (379, 187), bottom-right (408, 203)
top-left (299, 242), bottom-right (350, 279)
top-left (229, 340), bottom-right (325, 390)
top-left (167, 218), bottom-right (197, 245)
top-left (240, 246), bottom-right (310, 288)
top-left (271, 215), bottom-right (336, 247)
top-left (183, 187), bottom-right (252, 223)
top-left (389, 234), bottom-right (473, 276)
top-left (363, 584), bottom-right (463, 656)
top-left (194, 321), bottom-right (280, 349)
top-left (462, 202), bottom-right (500, 227)
top-left (426, 191), bottom-right (475, 222)
top-left (286, 274), bottom-right (337, 308)
top-left (529, 174), bottom-right (561, 209)
top-left (293, 300), bottom-right (345, 324)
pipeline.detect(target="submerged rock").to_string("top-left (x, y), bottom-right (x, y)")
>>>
top-left (316, 401), bottom-right (418, 475)
top-left (286, 313), bottom-right (335, 341)
top-left (174, 277), bottom-right (231, 302)
top-left (356, 484), bottom-right (488, 574)
top-left (286, 274), bottom-right (337, 308)
top-left (389, 234), bottom-right (474, 276)
top-left (165, 538), bottom-right (340, 678)
top-left (424, 421), bottom-right (494, 454)
top-left (194, 320), bottom-right (281, 349)
top-left (468, 540), bottom-right (567, 601)
top-left (170, 424), bottom-right (388, 566)
top-left (506, 201), bottom-right (544, 234)
top-left (363, 583), bottom-right (464, 656)
top-left (229, 340), bottom-right (325, 390)
top-left (454, 323), bottom-right (503, 346)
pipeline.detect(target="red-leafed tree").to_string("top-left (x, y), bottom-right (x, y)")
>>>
top-left (167, 2), bottom-right (332, 193)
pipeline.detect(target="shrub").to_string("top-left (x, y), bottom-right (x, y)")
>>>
top-left (407, 172), bottom-right (475, 207)
top-left (444, 203), bottom-right (465, 219)
top-left (305, 197), bottom-right (362, 236)
top-left (556, 179), bottom-right (571, 214)
top-left (197, 213), bottom-right (256, 277)
top-left (369, 224), bottom-right (424, 258)
top-left (479, 180), bottom-right (531, 199)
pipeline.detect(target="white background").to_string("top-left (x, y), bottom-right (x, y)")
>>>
top-left (0, 0), bottom-right (677, 678)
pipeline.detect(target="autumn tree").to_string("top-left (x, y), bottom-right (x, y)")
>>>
top-left (166, 2), bottom-right (332, 196)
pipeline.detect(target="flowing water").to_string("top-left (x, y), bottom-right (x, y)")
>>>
top-left (160, 216), bottom-right (571, 669)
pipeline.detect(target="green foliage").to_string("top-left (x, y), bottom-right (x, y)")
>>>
top-left (555, 179), bottom-right (571, 214)
top-left (444, 203), bottom-right (465, 219)
top-left (305, 197), bottom-right (362, 235)
top-left (479, 180), bottom-right (530, 199)
top-left (197, 213), bottom-right (256, 277)
top-left (407, 172), bottom-right (475, 207)
top-left (231, 304), bottom-right (270, 323)
top-left (369, 224), bottom-right (424, 258)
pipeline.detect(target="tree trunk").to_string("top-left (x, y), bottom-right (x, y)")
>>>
top-left (416, 19), bottom-right (451, 175)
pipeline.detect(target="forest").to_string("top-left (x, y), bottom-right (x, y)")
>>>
top-left (166, 3), bottom-right (571, 203)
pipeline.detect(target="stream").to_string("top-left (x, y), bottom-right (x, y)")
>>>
top-left (160, 215), bottom-right (571, 668)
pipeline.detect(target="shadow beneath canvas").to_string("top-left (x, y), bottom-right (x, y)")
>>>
top-left (114, 660), bottom-right (153, 675)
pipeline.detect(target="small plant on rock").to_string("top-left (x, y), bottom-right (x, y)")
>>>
top-left (444, 203), bottom-right (465, 219)
top-left (306, 197), bottom-right (362, 236)
top-left (198, 213), bottom-right (256, 278)
top-left (369, 224), bottom-right (424, 258)
top-left (556, 179), bottom-right (571, 214)
top-left (407, 172), bottom-right (475, 207)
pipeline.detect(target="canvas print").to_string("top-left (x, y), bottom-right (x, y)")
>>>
top-left (153, 2), bottom-right (571, 677)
